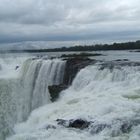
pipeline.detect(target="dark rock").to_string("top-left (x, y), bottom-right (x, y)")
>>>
top-left (63, 57), bottom-right (96, 85)
top-left (61, 53), bottom-right (102, 58)
top-left (115, 59), bottom-right (129, 61)
top-left (56, 118), bottom-right (140, 135)
top-left (56, 119), bottom-right (68, 127)
top-left (48, 85), bottom-right (68, 102)
top-left (56, 119), bottom-right (91, 130)
top-left (15, 66), bottom-right (19, 70)
top-left (48, 57), bottom-right (96, 101)
top-left (130, 50), bottom-right (140, 52)
top-left (69, 119), bottom-right (90, 129)
top-left (50, 56), bottom-right (57, 59)
top-left (120, 123), bottom-right (132, 133)
top-left (111, 119), bottom-right (140, 136)
top-left (90, 118), bottom-right (140, 135)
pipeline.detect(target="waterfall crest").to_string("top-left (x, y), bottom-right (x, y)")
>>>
top-left (72, 65), bottom-right (140, 93)
top-left (18, 58), bottom-right (66, 121)
top-left (0, 58), bottom-right (66, 140)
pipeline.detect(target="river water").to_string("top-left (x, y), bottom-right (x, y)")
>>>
top-left (0, 50), bottom-right (140, 140)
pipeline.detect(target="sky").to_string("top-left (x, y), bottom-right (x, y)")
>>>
top-left (0, 0), bottom-right (140, 48)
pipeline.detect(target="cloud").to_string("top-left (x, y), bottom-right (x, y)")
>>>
top-left (0, 0), bottom-right (140, 45)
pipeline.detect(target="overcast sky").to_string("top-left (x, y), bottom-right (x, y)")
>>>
top-left (0, 0), bottom-right (140, 46)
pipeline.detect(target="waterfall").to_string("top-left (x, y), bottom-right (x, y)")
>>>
top-left (30, 59), bottom-right (66, 111)
top-left (18, 58), bottom-right (66, 121)
top-left (8, 64), bottom-right (140, 140)
top-left (0, 58), bottom-right (66, 140)
top-left (71, 65), bottom-right (140, 92)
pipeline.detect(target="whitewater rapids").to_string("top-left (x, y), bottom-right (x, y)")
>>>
top-left (7, 63), bottom-right (140, 140)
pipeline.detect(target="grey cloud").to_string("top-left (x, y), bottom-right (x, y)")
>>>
top-left (0, 0), bottom-right (140, 45)
top-left (0, 0), bottom-right (67, 24)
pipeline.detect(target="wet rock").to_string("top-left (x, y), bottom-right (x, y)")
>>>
top-left (56, 118), bottom-right (140, 135)
top-left (90, 121), bottom-right (133, 136)
top-left (120, 123), bottom-right (132, 133)
top-left (48, 57), bottom-right (96, 102)
top-left (15, 65), bottom-right (19, 70)
top-left (63, 57), bottom-right (96, 85)
top-left (110, 119), bottom-right (140, 136)
top-left (69, 119), bottom-right (90, 129)
top-left (48, 85), bottom-right (68, 102)
top-left (56, 119), bottom-right (68, 127)
top-left (56, 119), bottom-right (91, 130)
top-left (61, 53), bottom-right (102, 58)
top-left (130, 50), bottom-right (140, 52)
top-left (115, 59), bottom-right (129, 61)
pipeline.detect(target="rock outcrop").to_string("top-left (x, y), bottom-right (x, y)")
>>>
top-left (48, 57), bottom-right (140, 101)
top-left (55, 118), bottom-right (140, 136)
top-left (56, 119), bottom-right (91, 130)
top-left (48, 57), bottom-right (96, 101)
top-left (63, 57), bottom-right (96, 85)
top-left (48, 85), bottom-right (68, 101)
top-left (60, 52), bottom-right (102, 58)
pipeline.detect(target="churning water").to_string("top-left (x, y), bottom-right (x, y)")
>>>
top-left (0, 51), bottom-right (140, 140)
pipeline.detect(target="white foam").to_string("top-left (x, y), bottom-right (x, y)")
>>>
top-left (8, 64), bottom-right (140, 140)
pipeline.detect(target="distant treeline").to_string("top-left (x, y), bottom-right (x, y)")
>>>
top-left (1, 40), bottom-right (140, 53)
top-left (44, 40), bottom-right (140, 52)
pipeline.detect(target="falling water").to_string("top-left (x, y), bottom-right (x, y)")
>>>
top-left (7, 63), bottom-right (140, 140)
top-left (0, 58), bottom-right (66, 140)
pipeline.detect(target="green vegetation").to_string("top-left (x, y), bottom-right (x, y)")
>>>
top-left (52, 40), bottom-right (140, 52)
top-left (1, 40), bottom-right (140, 53)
